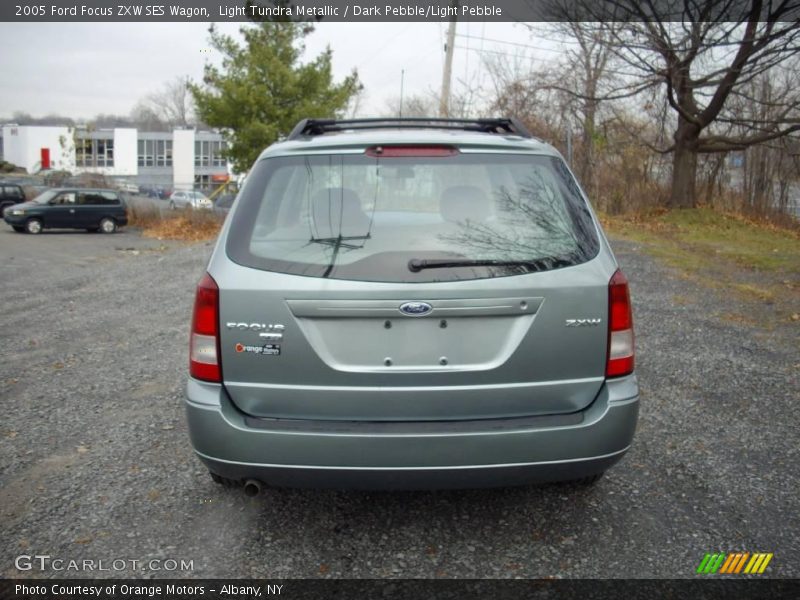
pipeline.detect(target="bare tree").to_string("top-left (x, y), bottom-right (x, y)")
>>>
top-left (138, 76), bottom-right (195, 129)
top-left (559, 0), bottom-right (800, 208)
top-left (483, 53), bottom-right (562, 138)
top-left (532, 22), bottom-right (625, 193)
top-left (447, 77), bottom-right (483, 119)
top-left (346, 86), bottom-right (366, 118)
top-left (481, 28), bottom-right (670, 212)
top-left (129, 102), bottom-right (169, 131)
top-left (384, 93), bottom-right (438, 118)
top-left (728, 66), bottom-right (800, 214)
top-left (6, 112), bottom-right (75, 126)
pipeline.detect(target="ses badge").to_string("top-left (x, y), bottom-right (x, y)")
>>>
top-left (235, 343), bottom-right (280, 356)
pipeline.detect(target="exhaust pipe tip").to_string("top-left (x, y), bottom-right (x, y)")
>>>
top-left (243, 479), bottom-right (263, 497)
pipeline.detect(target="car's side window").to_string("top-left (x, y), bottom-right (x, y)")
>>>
top-left (4, 186), bottom-right (24, 199)
top-left (101, 192), bottom-right (120, 205)
top-left (54, 192), bottom-right (76, 205)
top-left (78, 192), bottom-right (109, 205)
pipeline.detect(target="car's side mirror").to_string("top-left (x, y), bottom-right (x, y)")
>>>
top-left (48, 199), bottom-right (57, 205)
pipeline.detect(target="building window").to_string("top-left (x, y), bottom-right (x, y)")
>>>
top-left (138, 139), bottom-right (171, 167)
top-left (195, 140), bottom-right (226, 167)
top-left (139, 140), bottom-right (153, 166)
top-left (77, 138), bottom-right (114, 167)
top-left (96, 139), bottom-right (114, 167)
top-left (195, 141), bottom-right (206, 167)
top-left (195, 174), bottom-right (210, 190)
top-left (212, 141), bottom-right (226, 166)
top-left (155, 139), bottom-right (172, 167)
top-left (76, 138), bottom-right (92, 166)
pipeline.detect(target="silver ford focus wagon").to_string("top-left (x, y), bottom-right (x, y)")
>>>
top-left (185, 118), bottom-right (638, 493)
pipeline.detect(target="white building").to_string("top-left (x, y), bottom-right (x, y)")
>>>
top-left (0, 125), bottom-right (76, 173)
top-left (0, 125), bottom-right (230, 191)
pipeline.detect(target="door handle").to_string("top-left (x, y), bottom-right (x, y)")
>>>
top-left (69, 209), bottom-right (75, 213)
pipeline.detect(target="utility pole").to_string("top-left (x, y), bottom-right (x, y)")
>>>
top-left (439, 4), bottom-right (457, 117)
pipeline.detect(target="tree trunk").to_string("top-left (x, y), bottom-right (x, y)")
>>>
top-left (579, 103), bottom-right (597, 197)
top-left (670, 139), bottom-right (699, 208)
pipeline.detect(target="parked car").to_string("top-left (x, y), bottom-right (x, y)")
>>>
top-left (141, 185), bottom-right (170, 200)
top-left (116, 181), bottom-right (140, 195)
top-left (0, 182), bottom-right (26, 218)
top-left (170, 190), bottom-right (212, 210)
top-left (185, 117), bottom-right (637, 493)
top-left (3, 188), bottom-right (128, 234)
top-left (213, 193), bottom-right (236, 216)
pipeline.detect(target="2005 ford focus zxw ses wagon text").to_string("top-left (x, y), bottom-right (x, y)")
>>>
top-left (184, 118), bottom-right (638, 493)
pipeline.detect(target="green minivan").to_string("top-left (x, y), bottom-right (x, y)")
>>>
top-left (3, 188), bottom-right (128, 234)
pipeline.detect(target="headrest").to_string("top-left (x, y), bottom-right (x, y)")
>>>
top-left (310, 187), bottom-right (370, 238)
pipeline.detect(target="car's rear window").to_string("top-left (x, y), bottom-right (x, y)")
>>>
top-left (226, 152), bottom-right (599, 283)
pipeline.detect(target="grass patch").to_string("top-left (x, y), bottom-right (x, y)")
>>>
top-left (717, 312), bottom-right (760, 327)
top-left (126, 201), bottom-right (163, 229)
top-left (140, 210), bottom-right (223, 242)
top-left (730, 283), bottom-right (776, 303)
top-left (601, 207), bottom-right (800, 273)
top-left (601, 207), bottom-right (800, 327)
top-left (661, 208), bottom-right (799, 271)
top-left (125, 198), bottom-right (223, 242)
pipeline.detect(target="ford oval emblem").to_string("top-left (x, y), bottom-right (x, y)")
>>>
top-left (399, 301), bottom-right (433, 316)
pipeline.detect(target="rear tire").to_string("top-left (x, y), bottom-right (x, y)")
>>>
top-left (99, 218), bottom-right (117, 234)
top-left (25, 219), bottom-right (43, 234)
top-left (169, 200), bottom-right (176, 210)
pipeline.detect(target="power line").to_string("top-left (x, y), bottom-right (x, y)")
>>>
top-left (455, 44), bottom-right (645, 80)
top-left (455, 32), bottom-right (567, 54)
top-left (454, 45), bottom-right (550, 64)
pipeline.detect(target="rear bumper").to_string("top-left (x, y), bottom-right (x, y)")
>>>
top-left (185, 374), bottom-right (639, 490)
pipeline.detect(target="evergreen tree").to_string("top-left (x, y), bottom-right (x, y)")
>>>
top-left (190, 22), bottom-right (361, 173)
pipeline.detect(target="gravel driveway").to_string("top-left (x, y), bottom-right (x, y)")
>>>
top-left (0, 227), bottom-right (797, 579)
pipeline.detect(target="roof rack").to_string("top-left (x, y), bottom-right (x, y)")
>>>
top-left (287, 117), bottom-right (533, 140)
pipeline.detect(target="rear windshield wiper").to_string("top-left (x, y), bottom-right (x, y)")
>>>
top-left (310, 234), bottom-right (370, 278)
top-left (407, 257), bottom-right (573, 273)
top-left (309, 234), bottom-right (370, 248)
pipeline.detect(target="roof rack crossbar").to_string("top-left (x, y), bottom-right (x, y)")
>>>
top-left (286, 117), bottom-right (532, 140)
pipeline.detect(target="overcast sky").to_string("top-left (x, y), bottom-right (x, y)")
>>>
top-left (0, 22), bottom-right (563, 120)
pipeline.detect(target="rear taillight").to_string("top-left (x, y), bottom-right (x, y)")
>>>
top-left (606, 269), bottom-right (635, 378)
top-left (190, 272), bottom-right (221, 382)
